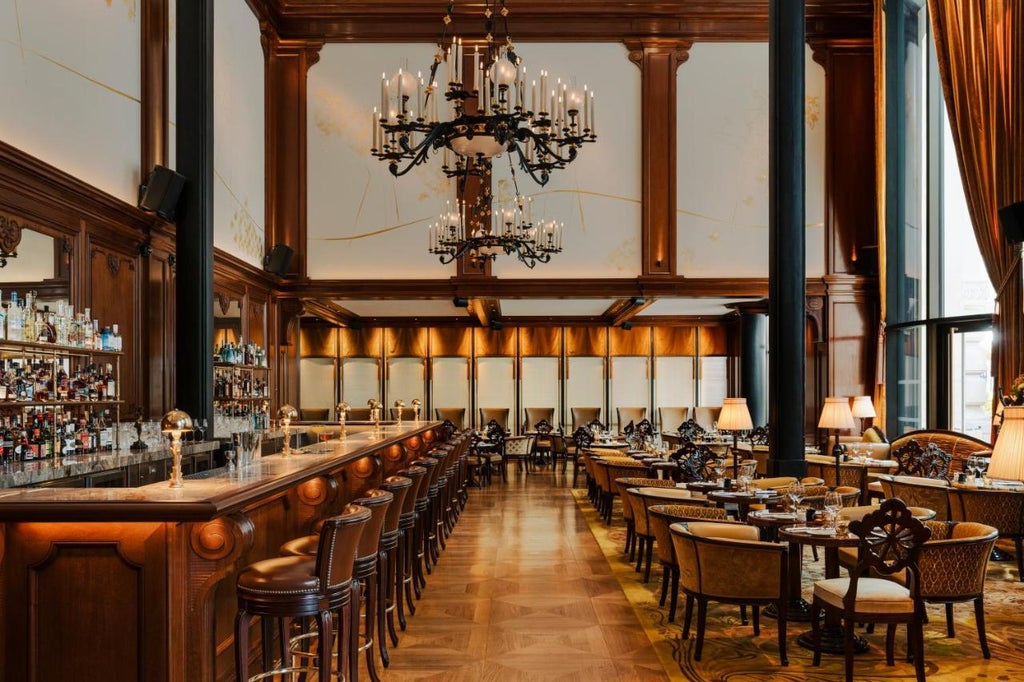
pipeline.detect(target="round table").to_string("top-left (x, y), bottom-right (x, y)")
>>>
top-left (746, 510), bottom-right (817, 622)
top-left (706, 490), bottom-right (782, 520)
top-left (778, 524), bottom-right (868, 655)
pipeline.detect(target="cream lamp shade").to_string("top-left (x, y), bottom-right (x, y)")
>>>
top-left (850, 396), bottom-right (876, 419)
top-left (717, 398), bottom-right (753, 432)
top-left (818, 397), bottom-right (856, 431)
top-left (989, 405), bottom-right (1024, 481)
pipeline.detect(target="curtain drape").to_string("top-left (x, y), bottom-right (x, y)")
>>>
top-left (929, 0), bottom-right (1024, 400)
top-left (873, 0), bottom-right (887, 428)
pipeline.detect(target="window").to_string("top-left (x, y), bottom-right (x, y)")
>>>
top-left (886, 0), bottom-right (993, 435)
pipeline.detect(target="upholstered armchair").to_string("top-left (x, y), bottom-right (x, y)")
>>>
top-left (669, 521), bottom-right (790, 665)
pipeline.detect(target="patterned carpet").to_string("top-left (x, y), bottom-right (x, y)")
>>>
top-left (572, 490), bottom-right (1024, 681)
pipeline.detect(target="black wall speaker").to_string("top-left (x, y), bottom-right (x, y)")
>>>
top-left (264, 244), bottom-right (295, 276)
top-left (138, 165), bottom-right (186, 220)
top-left (999, 200), bottom-right (1024, 244)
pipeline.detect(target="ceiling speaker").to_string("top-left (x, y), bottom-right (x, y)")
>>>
top-left (264, 244), bottom-right (295, 276)
top-left (138, 165), bottom-right (186, 220)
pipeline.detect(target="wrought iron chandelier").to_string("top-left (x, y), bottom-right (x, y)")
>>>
top-left (370, 0), bottom-right (597, 186)
top-left (428, 160), bottom-right (563, 268)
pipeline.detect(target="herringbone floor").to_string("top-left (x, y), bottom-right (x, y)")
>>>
top-left (379, 469), bottom-right (671, 680)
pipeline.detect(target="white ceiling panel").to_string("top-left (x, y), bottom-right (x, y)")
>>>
top-left (499, 298), bottom-right (617, 317)
top-left (336, 299), bottom-right (469, 318)
top-left (636, 298), bottom-right (758, 318)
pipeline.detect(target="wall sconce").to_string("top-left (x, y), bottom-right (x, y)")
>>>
top-left (394, 399), bottom-right (405, 426)
top-left (161, 408), bottom-right (193, 488)
top-left (277, 404), bottom-right (298, 456)
top-left (411, 398), bottom-right (422, 422)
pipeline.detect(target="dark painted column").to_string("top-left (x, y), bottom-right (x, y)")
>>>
top-left (175, 0), bottom-right (214, 425)
top-left (732, 301), bottom-right (769, 427)
top-left (768, 0), bottom-right (806, 477)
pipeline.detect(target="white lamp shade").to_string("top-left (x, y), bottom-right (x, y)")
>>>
top-left (818, 396), bottom-right (856, 431)
top-left (716, 398), bottom-right (753, 432)
top-left (989, 405), bottom-right (1024, 481)
top-left (851, 396), bottom-right (876, 419)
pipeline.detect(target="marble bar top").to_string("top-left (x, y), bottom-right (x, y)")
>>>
top-left (0, 421), bottom-right (438, 522)
top-left (0, 440), bottom-right (221, 490)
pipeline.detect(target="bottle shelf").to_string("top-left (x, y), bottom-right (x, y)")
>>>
top-left (0, 338), bottom-right (122, 357)
top-left (213, 397), bottom-right (268, 404)
top-left (213, 362), bottom-right (269, 371)
top-left (0, 400), bottom-right (123, 408)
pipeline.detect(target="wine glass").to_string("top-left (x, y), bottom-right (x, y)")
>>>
top-left (198, 418), bottom-right (208, 442)
top-left (711, 459), bottom-right (726, 484)
top-left (786, 481), bottom-right (806, 515)
top-left (823, 490), bottom-right (843, 530)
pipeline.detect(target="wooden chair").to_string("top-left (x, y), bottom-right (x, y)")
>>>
top-left (434, 407), bottom-right (466, 430)
top-left (658, 407), bottom-right (690, 431)
top-left (613, 477), bottom-right (677, 561)
top-left (648, 505), bottom-right (733, 623)
top-left (570, 426), bottom-right (595, 487)
top-left (670, 521), bottom-right (790, 665)
top-left (478, 407), bottom-right (510, 431)
top-left (810, 498), bottom-right (931, 682)
top-left (300, 407), bottom-right (330, 421)
top-left (524, 407), bottom-right (555, 432)
top-left (616, 406), bottom-right (647, 431)
top-left (694, 406), bottom-right (722, 431)
top-left (948, 486), bottom-right (1024, 581)
top-left (503, 435), bottom-right (536, 475)
top-left (531, 419), bottom-right (555, 465)
top-left (882, 475), bottom-right (952, 522)
top-left (571, 406), bottom-right (602, 430)
top-left (907, 520), bottom-right (999, 657)
top-left (890, 439), bottom-right (953, 480)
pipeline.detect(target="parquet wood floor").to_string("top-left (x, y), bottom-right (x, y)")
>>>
top-left (378, 470), bottom-right (671, 681)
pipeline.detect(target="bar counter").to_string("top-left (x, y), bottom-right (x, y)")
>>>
top-left (0, 420), bottom-right (444, 682)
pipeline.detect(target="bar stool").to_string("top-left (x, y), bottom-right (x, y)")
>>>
top-left (235, 504), bottom-right (370, 682)
top-left (395, 466), bottom-right (427, 625)
top-left (282, 490), bottom-right (392, 682)
top-left (409, 456), bottom-right (440, 586)
top-left (378, 475), bottom-right (412, 665)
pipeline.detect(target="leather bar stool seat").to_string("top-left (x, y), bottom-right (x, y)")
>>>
top-left (378, 475), bottom-right (412, 665)
top-left (236, 504), bottom-right (370, 682)
top-left (395, 466), bottom-right (427, 624)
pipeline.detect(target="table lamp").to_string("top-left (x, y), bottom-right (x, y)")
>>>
top-left (717, 397), bottom-right (753, 478)
top-left (411, 398), bottom-right (422, 422)
top-left (278, 404), bottom-right (298, 456)
top-left (337, 401), bottom-right (350, 438)
top-left (988, 405), bottom-right (1024, 481)
top-left (369, 399), bottom-right (382, 433)
top-left (394, 399), bottom-right (405, 426)
top-left (818, 397), bottom-right (856, 486)
top-left (850, 395), bottom-right (876, 434)
top-left (161, 408), bottom-right (193, 488)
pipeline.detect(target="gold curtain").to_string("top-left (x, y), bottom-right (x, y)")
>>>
top-left (929, 0), bottom-right (1024, 397)
top-left (873, 0), bottom-right (887, 428)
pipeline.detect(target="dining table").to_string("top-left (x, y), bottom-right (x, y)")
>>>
top-left (777, 524), bottom-right (869, 654)
top-left (706, 489), bottom-right (782, 520)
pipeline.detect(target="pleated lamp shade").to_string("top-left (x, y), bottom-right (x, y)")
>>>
top-left (717, 398), bottom-right (753, 432)
top-left (989, 406), bottom-right (1024, 481)
top-left (851, 396), bottom-right (876, 419)
top-left (818, 397), bottom-right (856, 431)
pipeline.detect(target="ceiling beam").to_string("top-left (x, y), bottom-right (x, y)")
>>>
top-left (300, 298), bottom-right (361, 327)
top-left (264, 1), bottom-right (872, 43)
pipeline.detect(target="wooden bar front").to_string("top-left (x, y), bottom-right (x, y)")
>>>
top-left (0, 421), bottom-right (442, 682)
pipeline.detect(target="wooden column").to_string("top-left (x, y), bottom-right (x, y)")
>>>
top-left (768, 0), bottom-right (806, 477)
top-left (809, 40), bottom-right (879, 401)
top-left (141, 0), bottom-right (169, 174)
top-left (175, 0), bottom-right (215, 426)
top-left (263, 26), bottom-right (323, 280)
top-left (626, 39), bottom-right (691, 276)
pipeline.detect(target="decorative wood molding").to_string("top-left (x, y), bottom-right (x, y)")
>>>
top-left (264, 1), bottom-right (873, 43)
top-left (106, 253), bottom-right (122, 277)
top-left (0, 212), bottom-right (26, 255)
top-left (141, 0), bottom-right (169, 174)
top-left (470, 297), bottom-right (501, 327)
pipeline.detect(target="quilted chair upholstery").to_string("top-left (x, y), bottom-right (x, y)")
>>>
top-left (948, 486), bottom-right (1024, 581)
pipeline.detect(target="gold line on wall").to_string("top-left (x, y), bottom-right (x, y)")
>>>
top-left (14, 0), bottom-right (25, 63)
top-left (318, 215), bottom-right (433, 241)
top-left (0, 37), bottom-right (141, 104)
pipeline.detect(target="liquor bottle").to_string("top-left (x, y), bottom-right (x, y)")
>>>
top-left (7, 292), bottom-right (21, 341)
top-left (100, 326), bottom-right (112, 351)
top-left (37, 306), bottom-right (56, 343)
top-left (111, 324), bottom-right (122, 351)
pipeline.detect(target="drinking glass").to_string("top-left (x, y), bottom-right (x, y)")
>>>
top-left (824, 490), bottom-right (843, 530)
top-left (237, 431), bottom-right (262, 467)
top-left (786, 481), bottom-right (806, 514)
top-left (198, 418), bottom-right (208, 442)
